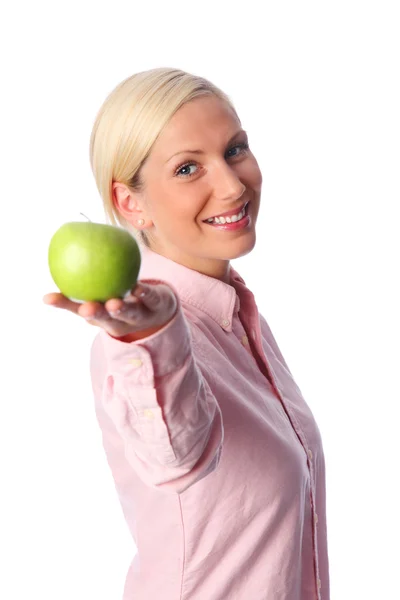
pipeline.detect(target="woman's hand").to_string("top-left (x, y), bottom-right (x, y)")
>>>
top-left (42, 282), bottom-right (178, 340)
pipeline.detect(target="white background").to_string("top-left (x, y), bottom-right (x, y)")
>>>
top-left (1, 1), bottom-right (399, 598)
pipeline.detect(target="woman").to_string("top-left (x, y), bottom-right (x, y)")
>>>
top-left (43, 68), bottom-right (330, 599)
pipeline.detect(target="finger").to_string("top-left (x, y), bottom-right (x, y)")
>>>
top-left (43, 293), bottom-right (82, 314)
top-left (131, 284), bottom-right (160, 310)
top-left (106, 298), bottom-right (148, 323)
top-left (77, 302), bottom-right (110, 320)
top-left (105, 295), bottom-right (139, 314)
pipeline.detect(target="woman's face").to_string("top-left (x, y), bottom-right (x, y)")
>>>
top-left (115, 94), bottom-right (262, 282)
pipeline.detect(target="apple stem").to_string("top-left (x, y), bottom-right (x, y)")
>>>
top-left (80, 212), bottom-right (92, 222)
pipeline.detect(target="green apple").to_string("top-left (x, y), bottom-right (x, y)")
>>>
top-left (48, 222), bottom-right (141, 302)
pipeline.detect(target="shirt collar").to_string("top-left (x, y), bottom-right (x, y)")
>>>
top-left (137, 244), bottom-right (248, 333)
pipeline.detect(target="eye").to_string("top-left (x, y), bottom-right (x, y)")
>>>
top-left (176, 163), bottom-right (198, 178)
top-left (174, 141), bottom-right (250, 179)
top-left (226, 142), bottom-right (250, 158)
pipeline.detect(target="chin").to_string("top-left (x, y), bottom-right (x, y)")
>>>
top-left (221, 234), bottom-right (257, 261)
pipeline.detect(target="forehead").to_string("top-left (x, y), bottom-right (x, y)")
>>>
top-left (152, 96), bottom-right (240, 154)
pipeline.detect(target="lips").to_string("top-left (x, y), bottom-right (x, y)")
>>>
top-left (203, 201), bottom-right (248, 222)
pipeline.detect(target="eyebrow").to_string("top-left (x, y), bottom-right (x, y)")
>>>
top-left (166, 129), bottom-right (247, 163)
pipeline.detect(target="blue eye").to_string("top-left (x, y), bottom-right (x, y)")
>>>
top-left (226, 142), bottom-right (249, 158)
top-left (174, 141), bottom-right (250, 178)
top-left (176, 164), bottom-right (198, 177)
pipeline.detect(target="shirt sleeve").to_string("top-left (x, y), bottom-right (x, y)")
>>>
top-left (89, 280), bottom-right (224, 495)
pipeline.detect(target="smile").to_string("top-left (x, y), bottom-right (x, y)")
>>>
top-left (203, 202), bottom-right (251, 231)
top-left (204, 201), bottom-right (249, 225)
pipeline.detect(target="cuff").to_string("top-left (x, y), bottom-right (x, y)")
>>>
top-left (98, 282), bottom-right (192, 386)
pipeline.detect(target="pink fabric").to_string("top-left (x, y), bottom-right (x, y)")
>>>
top-left (90, 244), bottom-right (330, 599)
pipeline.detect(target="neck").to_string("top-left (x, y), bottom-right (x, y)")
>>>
top-left (145, 242), bottom-right (232, 284)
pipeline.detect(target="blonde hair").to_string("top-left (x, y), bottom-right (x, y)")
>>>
top-left (89, 67), bottom-right (238, 248)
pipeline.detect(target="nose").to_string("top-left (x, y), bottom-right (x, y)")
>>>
top-left (211, 161), bottom-right (246, 202)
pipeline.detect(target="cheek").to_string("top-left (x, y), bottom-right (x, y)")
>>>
top-left (157, 193), bottom-right (202, 227)
top-left (242, 158), bottom-right (263, 191)
top-left (164, 187), bottom-right (207, 219)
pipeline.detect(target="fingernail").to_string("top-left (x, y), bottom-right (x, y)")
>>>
top-left (110, 309), bottom-right (121, 316)
top-left (135, 283), bottom-right (148, 297)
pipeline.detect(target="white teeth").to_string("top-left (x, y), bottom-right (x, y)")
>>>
top-left (207, 205), bottom-right (246, 225)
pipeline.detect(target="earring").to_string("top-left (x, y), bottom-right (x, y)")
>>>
top-left (137, 219), bottom-right (145, 226)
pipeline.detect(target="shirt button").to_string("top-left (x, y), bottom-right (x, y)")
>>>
top-left (315, 513), bottom-right (319, 524)
top-left (143, 409), bottom-right (154, 419)
top-left (241, 335), bottom-right (249, 346)
top-left (317, 577), bottom-right (321, 589)
top-left (308, 448), bottom-right (313, 460)
top-left (222, 319), bottom-right (230, 327)
top-left (129, 358), bottom-right (143, 368)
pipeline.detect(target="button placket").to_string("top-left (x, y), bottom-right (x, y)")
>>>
top-left (237, 310), bottom-right (323, 597)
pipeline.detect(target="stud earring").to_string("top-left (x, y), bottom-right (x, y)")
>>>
top-left (137, 219), bottom-right (145, 226)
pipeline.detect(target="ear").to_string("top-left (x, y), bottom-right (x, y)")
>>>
top-left (112, 182), bottom-right (147, 223)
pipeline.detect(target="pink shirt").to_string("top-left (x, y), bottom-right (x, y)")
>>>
top-left (90, 244), bottom-right (330, 599)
